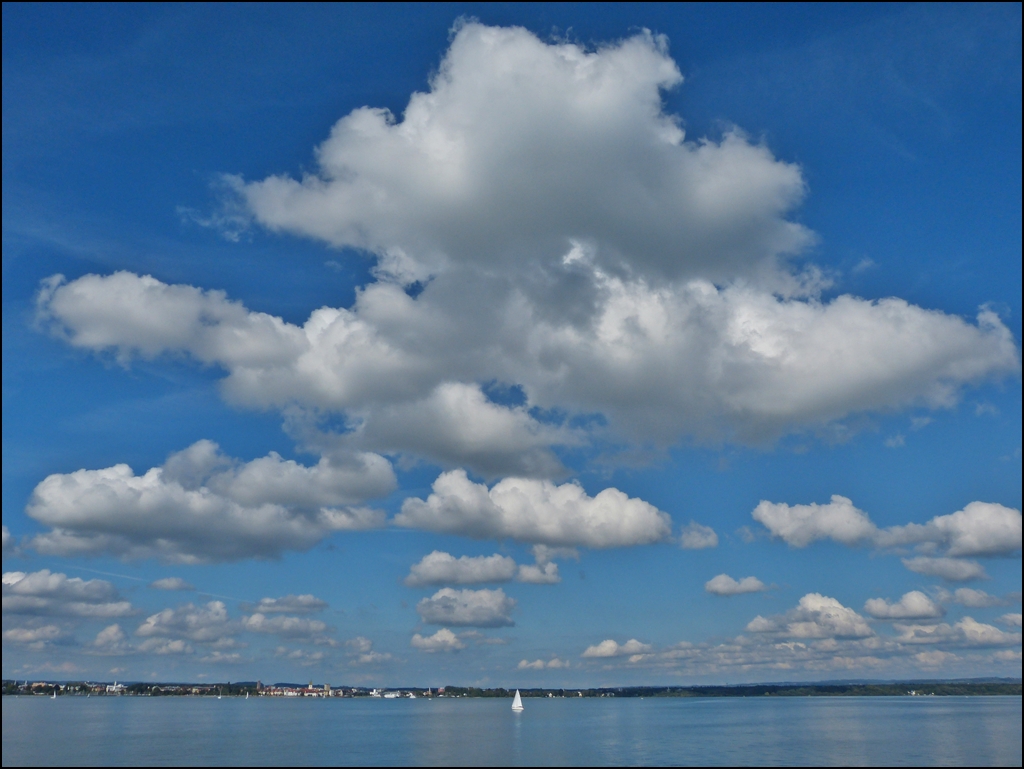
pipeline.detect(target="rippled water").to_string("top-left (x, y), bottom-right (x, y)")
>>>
top-left (3, 695), bottom-right (1021, 766)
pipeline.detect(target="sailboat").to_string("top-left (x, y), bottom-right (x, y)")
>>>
top-left (511, 689), bottom-right (524, 711)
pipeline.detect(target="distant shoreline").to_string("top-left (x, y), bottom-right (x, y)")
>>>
top-left (4, 680), bottom-right (1020, 698)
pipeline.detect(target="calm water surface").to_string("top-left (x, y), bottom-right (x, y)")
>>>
top-left (3, 695), bottom-right (1021, 766)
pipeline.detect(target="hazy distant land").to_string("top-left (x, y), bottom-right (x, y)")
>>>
top-left (5, 679), bottom-right (1020, 698)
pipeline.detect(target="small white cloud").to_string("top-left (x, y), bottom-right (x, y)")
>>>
top-left (416, 588), bottom-right (515, 628)
top-left (895, 617), bottom-right (1021, 647)
top-left (242, 613), bottom-right (329, 640)
top-left (679, 521), bottom-right (718, 550)
top-left (754, 496), bottom-right (1021, 563)
top-left (884, 434), bottom-right (906, 448)
top-left (517, 658), bottom-right (569, 670)
top-left (752, 496), bottom-right (876, 548)
top-left (150, 578), bottom-right (195, 591)
top-left (705, 574), bottom-right (767, 596)
top-left (275, 647), bottom-right (326, 666)
top-left (200, 651), bottom-right (246, 664)
top-left (2, 624), bottom-right (63, 649)
top-left (950, 588), bottom-right (1003, 608)
top-left (242, 594), bottom-right (328, 614)
top-left (410, 628), bottom-right (465, 653)
top-left (863, 591), bottom-right (944, 620)
top-left (345, 636), bottom-right (393, 665)
top-left (2, 569), bottom-right (133, 618)
top-left (913, 650), bottom-right (959, 667)
top-left (138, 638), bottom-right (194, 655)
top-left (581, 639), bottom-right (652, 658)
top-left (136, 601), bottom-right (237, 643)
top-left (396, 470), bottom-right (671, 548)
top-left (747, 593), bottom-right (873, 639)
top-left (901, 557), bottom-right (987, 582)
top-left (405, 551), bottom-right (517, 587)
top-left (516, 562), bottom-right (560, 584)
top-left (998, 613), bottom-right (1022, 629)
top-left (91, 624), bottom-right (134, 655)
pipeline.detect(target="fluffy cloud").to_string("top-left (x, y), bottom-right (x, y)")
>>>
top-left (863, 591), bottom-right (944, 620)
top-left (92, 624), bottom-right (133, 654)
top-left (416, 588), bottom-right (516, 628)
top-left (2, 625), bottom-right (63, 650)
top-left (410, 628), bottom-right (465, 653)
top-left (25, 440), bottom-right (392, 562)
top-left (679, 522), bottom-right (718, 550)
top-left (233, 23), bottom-right (809, 284)
top-left (518, 658), bottom-right (570, 670)
top-left (752, 495), bottom-right (876, 547)
top-left (242, 594), bottom-right (328, 614)
top-left (581, 639), bottom-right (652, 658)
top-left (946, 588), bottom-right (1004, 608)
top-left (345, 636), bottom-right (393, 665)
top-left (2, 570), bottom-right (133, 618)
top-left (901, 557), bottom-right (987, 582)
top-left (404, 549), bottom-right (564, 587)
top-left (135, 601), bottom-right (237, 643)
top-left (35, 24), bottom-right (1019, 475)
top-left (894, 617), bottom-right (1022, 647)
top-left (2, 526), bottom-right (12, 554)
top-left (396, 470), bottom-right (671, 548)
top-left (516, 562), bottom-right (561, 585)
top-left (241, 613), bottom-right (329, 639)
top-left (405, 551), bottom-right (518, 587)
top-left (746, 593), bottom-right (873, 639)
top-left (138, 638), bottom-right (193, 655)
top-left (150, 577), bottom-right (195, 591)
top-left (879, 502), bottom-right (1022, 557)
top-left (754, 497), bottom-right (1020, 569)
top-left (705, 574), bottom-right (767, 596)
top-left (274, 647), bottom-right (326, 666)
top-left (999, 614), bottom-right (1022, 629)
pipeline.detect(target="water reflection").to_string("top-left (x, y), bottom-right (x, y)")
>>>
top-left (2, 696), bottom-right (1020, 766)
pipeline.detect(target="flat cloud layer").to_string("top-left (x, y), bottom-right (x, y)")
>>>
top-left (35, 22), bottom-right (1020, 477)
top-left (24, 440), bottom-right (393, 562)
top-left (395, 470), bottom-right (672, 547)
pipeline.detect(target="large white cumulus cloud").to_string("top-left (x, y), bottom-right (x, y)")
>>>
top-left (26, 440), bottom-right (393, 562)
top-left (395, 469), bottom-right (671, 547)
top-left (33, 22), bottom-right (1020, 476)
top-left (237, 23), bottom-right (810, 284)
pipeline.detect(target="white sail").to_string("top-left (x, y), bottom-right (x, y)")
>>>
top-left (511, 689), bottom-right (524, 711)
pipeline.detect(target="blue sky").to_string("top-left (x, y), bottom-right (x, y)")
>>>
top-left (2, 3), bottom-right (1020, 686)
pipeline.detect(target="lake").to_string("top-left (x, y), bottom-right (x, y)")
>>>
top-left (2, 695), bottom-right (1021, 766)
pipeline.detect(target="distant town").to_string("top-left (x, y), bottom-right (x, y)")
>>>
top-left (3, 679), bottom-right (1020, 698)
